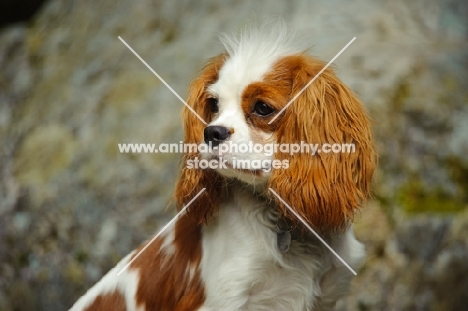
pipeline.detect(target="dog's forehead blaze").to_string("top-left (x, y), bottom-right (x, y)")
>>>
top-left (239, 55), bottom-right (307, 133)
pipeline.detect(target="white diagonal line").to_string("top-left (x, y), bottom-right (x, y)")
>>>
top-left (268, 188), bottom-right (357, 275)
top-left (268, 37), bottom-right (356, 124)
top-left (118, 36), bottom-right (207, 125)
top-left (117, 188), bottom-right (206, 276)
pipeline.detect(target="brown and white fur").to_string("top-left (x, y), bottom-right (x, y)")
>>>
top-left (70, 25), bottom-right (376, 311)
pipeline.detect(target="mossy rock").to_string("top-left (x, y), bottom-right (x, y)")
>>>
top-left (397, 175), bottom-right (466, 214)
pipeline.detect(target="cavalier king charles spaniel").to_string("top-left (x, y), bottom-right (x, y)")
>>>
top-left (71, 25), bottom-right (376, 311)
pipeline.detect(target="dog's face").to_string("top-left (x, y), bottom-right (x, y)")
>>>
top-left (175, 34), bottom-right (376, 234)
top-left (199, 53), bottom-right (286, 184)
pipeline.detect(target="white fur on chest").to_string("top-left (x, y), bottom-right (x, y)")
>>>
top-left (199, 187), bottom-right (357, 311)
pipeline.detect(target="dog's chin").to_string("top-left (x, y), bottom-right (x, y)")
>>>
top-left (216, 165), bottom-right (271, 186)
top-left (201, 153), bottom-right (271, 186)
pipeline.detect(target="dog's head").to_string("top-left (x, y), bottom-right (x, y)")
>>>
top-left (175, 26), bottom-right (376, 234)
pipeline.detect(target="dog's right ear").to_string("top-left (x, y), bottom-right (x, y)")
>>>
top-left (175, 54), bottom-right (227, 225)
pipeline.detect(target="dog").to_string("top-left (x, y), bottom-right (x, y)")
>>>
top-left (71, 24), bottom-right (376, 311)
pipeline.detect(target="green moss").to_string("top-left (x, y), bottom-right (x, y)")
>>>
top-left (63, 262), bottom-right (85, 285)
top-left (389, 79), bottom-right (411, 111)
top-left (445, 156), bottom-right (468, 202)
top-left (397, 176), bottom-right (466, 214)
top-left (74, 250), bottom-right (89, 263)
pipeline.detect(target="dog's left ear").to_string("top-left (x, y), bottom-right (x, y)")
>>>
top-left (175, 54), bottom-right (227, 225)
top-left (268, 56), bottom-right (376, 234)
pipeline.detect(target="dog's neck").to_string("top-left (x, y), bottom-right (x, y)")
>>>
top-left (215, 180), bottom-right (322, 253)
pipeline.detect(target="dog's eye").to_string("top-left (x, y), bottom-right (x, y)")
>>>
top-left (253, 101), bottom-right (274, 116)
top-left (207, 98), bottom-right (219, 113)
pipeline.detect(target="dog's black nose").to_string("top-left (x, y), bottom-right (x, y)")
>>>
top-left (204, 126), bottom-right (231, 147)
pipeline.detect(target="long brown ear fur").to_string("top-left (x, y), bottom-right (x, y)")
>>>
top-left (267, 55), bottom-right (376, 235)
top-left (174, 54), bottom-right (227, 224)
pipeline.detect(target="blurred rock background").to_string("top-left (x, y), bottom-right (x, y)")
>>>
top-left (0, 0), bottom-right (467, 310)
